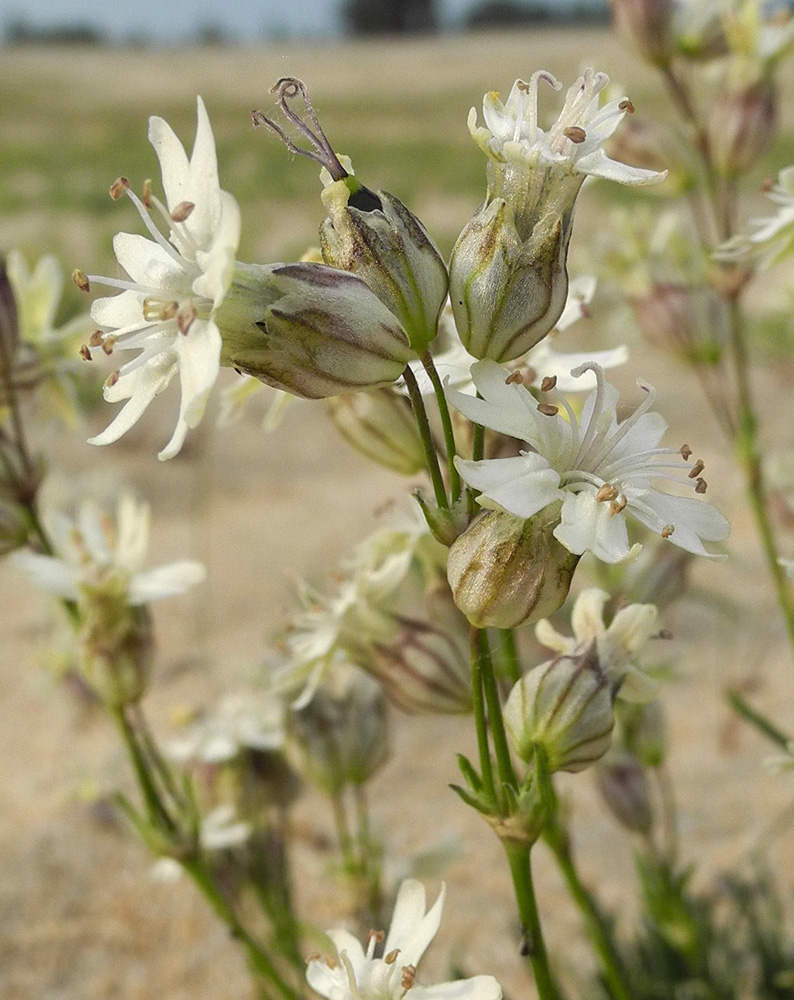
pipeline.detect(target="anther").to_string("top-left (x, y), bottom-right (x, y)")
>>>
top-left (761, 177), bottom-right (775, 194)
top-left (142, 179), bottom-right (152, 208)
top-left (89, 330), bottom-right (103, 347)
top-left (106, 370), bottom-right (120, 388)
top-left (537, 402), bottom-right (559, 417)
top-left (688, 459), bottom-right (705, 479)
top-left (324, 956), bottom-right (338, 970)
top-left (579, 302), bottom-right (592, 319)
top-left (178, 304), bottom-right (197, 335)
top-left (109, 176), bottom-right (129, 200)
top-left (170, 201), bottom-right (195, 222)
top-left (72, 269), bottom-right (90, 293)
top-left (101, 335), bottom-right (117, 355)
top-left (305, 952), bottom-right (321, 964)
top-left (680, 444), bottom-right (692, 460)
top-left (540, 375), bottom-right (558, 393)
top-left (695, 478), bottom-right (707, 494)
top-left (517, 80), bottom-right (529, 93)
top-left (505, 370), bottom-right (524, 385)
top-left (619, 99), bottom-right (635, 113)
top-left (79, 344), bottom-right (92, 361)
top-left (661, 524), bottom-right (675, 538)
top-left (596, 483), bottom-right (619, 502)
top-left (401, 965), bottom-right (417, 990)
top-left (368, 930), bottom-right (385, 944)
top-left (609, 495), bottom-right (628, 516)
top-left (385, 949), bottom-right (400, 965)
top-left (563, 126), bottom-right (587, 144)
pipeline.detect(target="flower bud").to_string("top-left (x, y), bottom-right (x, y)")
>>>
top-left (284, 665), bottom-right (389, 796)
top-left (446, 507), bottom-right (579, 629)
top-left (325, 386), bottom-right (425, 475)
top-left (595, 749), bottom-right (653, 834)
top-left (321, 181), bottom-right (449, 354)
top-left (219, 262), bottom-right (413, 399)
top-left (449, 198), bottom-right (569, 362)
top-left (369, 616), bottom-right (471, 714)
top-left (77, 587), bottom-right (154, 706)
top-left (503, 647), bottom-right (614, 773)
top-left (611, 0), bottom-right (675, 67)
top-left (709, 78), bottom-right (776, 178)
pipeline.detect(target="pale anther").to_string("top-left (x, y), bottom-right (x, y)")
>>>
top-left (109, 176), bottom-right (129, 200)
top-left (540, 375), bottom-right (558, 392)
top-left (401, 965), bottom-right (417, 990)
top-left (72, 269), bottom-right (90, 293)
top-left (505, 370), bottom-right (524, 385)
top-left (171, 201), bottom-right (196, 222)
top-left (537, 402), bottom-right (559, 416)
top-left (106, 370), bottom-right (120, 388)
top-left (661, 524), bottom-right (675, 538)
top-left (79, 344), bottom-right (92, 361)
top-left (609, 495), bottom-right (628, 516)
top-left (178, 304), bottom-right (197, 335)
top-left (695, 478), bottom-right (707, 494)
top-left (688, 459), bottom-right (705, 479)
top-left (596, 483), bottom-right (619, 502)
top-left (385, 949), bottom-right (400, 965)
top-left (563, 126), bottom-right (587, 144)
top-left (680, 444), bottom-right (692, 460)
top-left (89, 330), bottom-right (103, 347)
top-left (141, 178), bottom-right (152, 208)
top-left (101, 335), bottom-right (117, 355)
top-left (619, 99), bottom-right (635, 113)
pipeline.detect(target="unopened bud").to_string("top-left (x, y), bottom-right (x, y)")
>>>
top-left (325, 386), bottom-right (425, 475)
top-left (219, 262), bottom-right (413, 399)
top-left (595, 749), bottom-right (653, 834)
top-left (449, 198), bottom-right (569, 362)
top-left (503, 647), bottom-right (614, 773)
top-left (284, 666), bottom-right (389, 795)
top-left (447, 507), bottom-right (578, 629)
top-left (709, 79), bottom-right (776, 178)
top-left (611, 0), bottom-right (675, 67)
top-left (321, 182), bottom-right (448, 354)
top-left (77, 593), bottom-right (154, 706)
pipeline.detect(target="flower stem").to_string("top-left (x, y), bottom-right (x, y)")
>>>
top-left (403, 363), bottom-right (448, 508)
top-left (469, 627), bottom-right (496, 805)
top-left (498, 629), bottom-right (522, 685)
top-left (504, 841), bottom-right (563, 1000)
top-left (421, 352), bottom-right (462, 502)
top-left (477, 629), bottom-right (515, 790)
top-left (112, 704), bottom-right (175, 832)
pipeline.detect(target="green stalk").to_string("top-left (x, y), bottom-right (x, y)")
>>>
top-left (504, 841), bottom-right (563, 1000)
top-left (421, 352), bottom-right (462, 502)
top-left (112, 705), bottom-right (175, 832)
top-left (498, 629), bottom-right (522, 685)
top-left (477, 630), bottom-right (516, 790)
top-left (403, 363), bottom-right (448, 508)
top-left (469, 627), bottom-right (496, 805)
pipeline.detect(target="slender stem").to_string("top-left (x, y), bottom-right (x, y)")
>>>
top-left (130, 701), bottom-right (183, 806)
top-left (498, 629), bottom-right (522, 685)
top-left (504, 841), bottom-right (563, 1000)
top-left (182, 856), bottom-right (298, 1000)
top-left (727, 689), bottom-right (791, 750)
top-left (478, 630), bottom-right (516, 790)
top-left (354, 784), bottom-right (382, 921)
top-left (546, 835), bottom-right (631, 1000)
top-left (112, 705), bottom-right (175, 832)
top-left (421, 352), bottom-right (462, 502)
top-left (403, 364), bottom-right (448, 508)
top-left (469, 627), bottom-right (496, 805)
top-left (472, 422), bottom-right (485, 463)
top-left (653, 762), bottom-right (679, 866)
top-left (331, 791), bottom-right (355, 866)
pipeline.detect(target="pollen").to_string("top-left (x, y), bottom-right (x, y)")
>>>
top-left (563, 126), bottom-right (587, 144)
top-left (688, 459), bottom-right (705, 479)
top-left (89, 330), bottom-right (104, 347)
top-left (537, 402), bottom-right (559, 416)
top-left (596, 483), bottom-right (619, 502)
top-left (109, 176), bottom-right (129, 200)
top-left (106, 370), bottom-right (120, 388)
top-left (661, 524), bottom-right (675, 538)
top-left (609, 495), bottom-right (628, 516)
top-left (101, 335), bottom-right (117, 355)
top-left (540, 375), bottom-right (558, 393)
top-left (368, 930), bottom-right (386, 944)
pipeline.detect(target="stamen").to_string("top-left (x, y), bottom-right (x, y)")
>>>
top-left (537, 402), bottom-right (559, 417)
top-left (688, 459), bottom-right (705, 479)
top-left (618, 100), bottom-right (635, 113)
top-left (143, 298), bottom-right (179, 322)
top-left (305, 952), bottom-right (321, 964)
top-left (563, 126), bottom-right (587, 144)
top-left (680, 443), bottom-right (692, 460)
top-left (109, 176), bottom-right (129, 200)
top-left (527, 70), bottom-right (560, 143)
top-left (72, 269), bottom-right (90, 293)
top-left (695, 478), bottom-right (707, 494)
top-left (661, 524), bottom-right (675, 538)
top-left (89, 330), bottom-right (104, 347)
top-left (401, 965), bottom-right (417, 991)
top-left (596, 483), bottom-right (619, 502)
top-left (513, 80), bottom-right (529, 143)
top-left (170, 201), bottom-right (195, 223)
top-left (540, 375), bottom-right (558, 392)
top-left (609, 495), bottom-right (627, 516)
top-left (761, 177), bottom-right (775, 194)
top-left (79, 344), bottom-right (92, 361)
top-left (385, 949), bottom-right (400, 965)
top-left (178, 303), bottom-right (197, 335)
top-left (142, 178), bottom-right (152, 208)
top-left (106, 370), bottom-right (120, 388)
top-left (505, 370), bottom-right (524, 385)
top-left (339, 953), bottom-right (360, 1000)
top-left (101, 335), bottom-right (117, 355)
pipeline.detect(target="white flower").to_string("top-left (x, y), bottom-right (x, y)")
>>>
top-left (167, 692), bottom-right (285, 765)
top-left (450, 360), bottom-right (730, 564)
top-left (411, 276), bottom-right (626, 397)
top-left (469, 68), bottom-right (666, 195)
top-left (535, 588), bottom-right (661, 702)
top-left (199, 804), bottom-right (252, 850)
top-left (307, 879), bottom-right (501, 1000)
top-left (719, 166), bottom-right (794, 267)
top-left (84, 96), bottom-right (241, 460)
top-left (14, 494), bottom-right (205, 604)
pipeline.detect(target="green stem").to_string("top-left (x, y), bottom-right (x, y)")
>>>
top-left (472, 422), bottom-right (485, 463)
top-left (498, 629), bottom-right (522, 685)
top-left (112, 705), bottom-right (175, 832)
top-left (354, 784), bottom-right (382, 921)
top-left (331, 792), bottom-right (356, 867)
top-left (403, 363), bottom-right (448, 509)
top-left (421, 352), bottom-right (462, 502)
top-left (478, 630), bottom-right (516, 790)
top-left (504, 842), bottom-right (563, 1000)
top-left (546, 835), bottom-right (631, 1000)
top-left (727, 689), bottom-right (791, 750)
top-left (469, 627), bottom-right (496, 806)
top-left (182, 856), bottom-right (298, 1000)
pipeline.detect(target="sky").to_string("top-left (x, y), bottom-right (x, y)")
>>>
top-left (0, 0), bottom-right (598, 42)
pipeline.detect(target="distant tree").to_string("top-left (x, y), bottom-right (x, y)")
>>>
top-left (4, 18), bottom-right (105, 45)
top-left (196, 23), bottom-right (227, 45)
top-left (341, 0), bottom-right (438, 36)
top-left (463, 1), bottom-right (551, 28)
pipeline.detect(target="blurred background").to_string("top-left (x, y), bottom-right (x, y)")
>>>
top-left (3, 3), bottom-right (794, 999)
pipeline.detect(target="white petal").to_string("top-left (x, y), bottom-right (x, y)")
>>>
top-left (447, 360), bottom-right (538, 441)
top-left (13, 551), bottom-right (79, 599)
top-left (127, 560), bottom-right (206, 604)
top-left (148, 114), bottom-right (190, 210)
top-left (88, 355), bottom-right (177, 446)
top-left (115, 495), bottom-right (151, 573)
top-left (627, 489), bottom-right (730, 559)
top-left (306, 959), bottom-right (347, 1000)
top-left (328, 929), bottom-right (366, 974)
top-left (112, 232), bottom-right (190, 291)
top-left (384, 880), bottom-right (445, 967)
top-left (412, 976), bottom-right (502, 1000)
top-left (534, 618), bottom-right (575, 655)
top-left (554, 491), bottom-right (632, 562)
top-left (575, 147), bottom-right (667, 186)
top-left (193, 191), bottom-right (240, 306)
top-left (182, 96), bottom-right (222, 248)
top-left (91, 289), bottom-right (148, 330)
top-left (571, 588), bottom-right (609, 643)
top-left (455, 455), bottom-right (562, 519)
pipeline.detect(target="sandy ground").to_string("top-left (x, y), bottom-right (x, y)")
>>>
top-left (3, 27), bottom-right (794, 1000)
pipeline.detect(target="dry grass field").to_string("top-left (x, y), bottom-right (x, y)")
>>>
top-left (2, 27), bottom-right (794, 1000)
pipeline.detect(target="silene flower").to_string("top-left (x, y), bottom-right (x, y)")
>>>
top-left (79, 96), bottom-right (241, 459)
top-left (449, 359), bottom-right (730, 564)
top-left (719, 165), bottom-right (794, 268)
top-left (307, 879), bottom-right (501, 1000)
